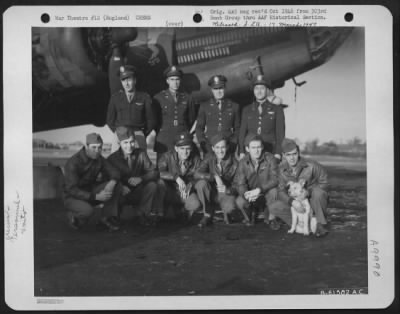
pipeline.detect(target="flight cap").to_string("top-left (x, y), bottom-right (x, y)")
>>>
top-left (86, 133), bottom-right (103, 145)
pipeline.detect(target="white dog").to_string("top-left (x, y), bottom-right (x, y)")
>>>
top-left (287, 179), bottom-right (317, 236)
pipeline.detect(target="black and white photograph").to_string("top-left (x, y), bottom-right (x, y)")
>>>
top-left (3, 5), bottom-right (395, 310)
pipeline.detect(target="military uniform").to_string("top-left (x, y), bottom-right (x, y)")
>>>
top-left (194, 149), bottom-right (239, 219)
top-left (63, 134), bottom-right (122, 229)
top-left (106, 65), bottom-right (156, 150)
top-left (107, 90), bottom-right (156, 136)
top-left (107, 147), bottom-right (164, 218)
top-left (196, 75), bottom-right (240, 154)
top-left (239, 75), bottom-right (285, 155)
top-left (235, 139), bottom-right (279, 220)
top-left (239, 100), bottom-right (285, 154)
top-left (158, 132), bottom-right (202, 216)
top-left (270, 157), bottom-right (329, 226)
top-left (153, 90), bottom-right (196, 153)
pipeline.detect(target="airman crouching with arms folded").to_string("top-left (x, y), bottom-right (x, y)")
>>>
top-left (194, 134), bottom-right (245, 227)
top-left (235, 134), bottom-right (279, 225)
top-left (63, 133), bottom-right (123, 232)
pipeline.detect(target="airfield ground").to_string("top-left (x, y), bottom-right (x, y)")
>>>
top-left (33, 155), bottom-right (368, 296)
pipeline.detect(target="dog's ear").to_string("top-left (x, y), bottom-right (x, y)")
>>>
top-left (287, 181), bottom-right (294, 188)
top-left (298, 179), bottom-right (306, 187)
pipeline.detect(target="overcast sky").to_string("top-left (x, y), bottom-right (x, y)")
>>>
top-left (33, 28), bottom-right (365, 145)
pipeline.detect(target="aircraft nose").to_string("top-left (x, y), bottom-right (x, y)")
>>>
top-left (307, 27), bottom-right (353, 65)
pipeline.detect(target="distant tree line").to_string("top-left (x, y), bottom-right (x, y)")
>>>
top-left (302, 137), bottom-right (366, 158)
top-left (33, 139), bottom-right (111, 152)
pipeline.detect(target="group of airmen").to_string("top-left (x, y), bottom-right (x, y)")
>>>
top-left (63, 64), bottom-right (329, 238)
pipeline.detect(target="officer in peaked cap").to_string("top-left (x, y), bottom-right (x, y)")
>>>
top-left (153, 65), bottom-right (197, 156)
top-left (251, 74), bottom-right (284, 106)
top-left (196, 74), bottom-right (241, 155)
top-left (207, 75), bottom-right (227, 88)
top-left (174, 131), bottom-right (194, 147)
top-left (118, 65), bottom-right (137, 79)
top-left (238, 74), bottom-right (286, 160)
top-left (106, 64), bottom-right (156, 153)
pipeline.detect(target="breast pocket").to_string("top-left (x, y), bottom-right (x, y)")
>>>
top-left (267, 111), bottom-right (276, 120)
top-left (116, 103), bottom-right (129, 116)
top-left (224, 111), bottom-right (234, 124)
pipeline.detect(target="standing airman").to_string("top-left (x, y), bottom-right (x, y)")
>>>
top-left (106, 65), bottom-right (156, 151)
top-left (153, 65), bottom-right (197, 155)
top-left (239, 74), bottom-right (285, 160)
top-left (196, 75), bottom-right (240, 155)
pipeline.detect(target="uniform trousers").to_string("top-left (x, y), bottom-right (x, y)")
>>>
top-left (236, 188), bottom-right (278, 220)
top-left (269, 187), bottom-right (328, 225)
top-left (159, 180), bottom-right (201, 216)
top-left (122, 180), bottom-right (164, 216)
top-left (194, 179), bottom-right (237, 216)
top-left (64, 181), bottom-right (123, 222)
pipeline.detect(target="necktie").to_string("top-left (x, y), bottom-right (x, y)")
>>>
top-left (218, 100), bottom-right (222, 111)
top-left (173, 93), bottom-right (177, 102)
top-left (258, 103), bottom-right (263, 115)
top-left (127, 155), bottom-right (133, 170)
top-left (217, 161), bottom-right (222, 174)
top-left (253, 160), bottom-right (259, 171)
top-left (179, 161), bottom-right (187, 175)
top-left (127, 93), bottom-right (133, 102)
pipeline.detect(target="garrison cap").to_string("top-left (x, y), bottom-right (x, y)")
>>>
top-left (86, 133), bottom-right (103, 145)
top-left (174, 131), bottom-right (193, 147)
top-left (208, 75), bottom-right (227, 88)
top-left (119, 65), bottom-right (136, 80)
top-left (210, 133), bottom-right (227, 147)
top-left (281, 138), bottom-right (298, 153)
top-left (253, 74), bottom-right (272, 88)
top-left (244, 133), bottom-right (263, 147)
top-left (116, 126), bottom-right (136, 141)
top-left (164, 65), bottom-right (183, 78)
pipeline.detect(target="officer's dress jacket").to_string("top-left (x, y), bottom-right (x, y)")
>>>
top-left (106, 90), bottom-right (156, 135)
top-left (239, 100), bottom-right (285, 154)
top-left (196, 98), bottom-right (240, 147)
top-left (153, 89), bottom-right (197, 152)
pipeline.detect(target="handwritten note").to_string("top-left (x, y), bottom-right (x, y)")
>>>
top-left (5, 191), bottom-right (27, 241)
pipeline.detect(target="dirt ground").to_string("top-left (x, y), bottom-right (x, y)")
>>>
top-left (34, 164), bottom-right (367, 296)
